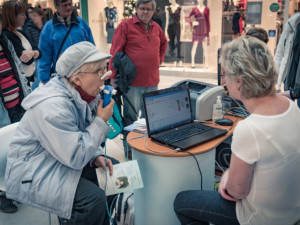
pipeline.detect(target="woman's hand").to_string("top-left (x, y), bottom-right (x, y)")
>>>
top-left (279, 90), bottom-right (291, 99)
top-left (92, 156), bottom-right (113, 176)
top-left (218, 170), bottom-right (239, 202)
top-left (20, 50), bottom-right (34, 63)
top-left (96, 99), bottom-right (114, 122)
top-left (192, 21), bottom-right (199, 27)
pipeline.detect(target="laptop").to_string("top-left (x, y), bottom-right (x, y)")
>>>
top-left (142, 85), bottom-right (228, 150)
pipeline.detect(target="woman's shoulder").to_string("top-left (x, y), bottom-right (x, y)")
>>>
top-left (23, 79), bottom-right (74, 110)
top-left (18, 29), bottom-right (30, 38)
top-left (2, 29), bottom-right (15, 38)
top-left (23, 21), bottom-right (37, 31)
top-left (2, 30), bottom-right (20, 45)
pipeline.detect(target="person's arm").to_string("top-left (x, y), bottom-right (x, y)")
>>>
top-left (29, 98), bottom-right (113, 169)
top-left (92, 156), bottom-right (113, 175)
top-left (6, 39), bottom-right (31, 94)
top-left (206, 7), bottom-right (210, 34)
top-left (108, 22), bottom-right (127, 79)
top-left (226, 153), bottom-right (254, 199)
top-left (159, 27), bottom-right (168, 63)
top-left (205, 7), bottom-right (210, 45)
top-left (289, 87), bottom-right (300, 100)
top-left (218, 169), bottom-right (239, 201)
top-left (274, 21), bottom-right (290, 88)
top-left (165, 7), bottom-right (170, 35)
top-left (9, 30), bottom-right (37, 65)
top-left (103, 7), bottom-right (108, 38)
top-left (280, 90), bottom-right (292, 99)
top-left (280, 87), bottom-right (300, 100)
top-left (219, 121), bottom-right (258, 201)
top-left (19, 29), bottom-right (42, 60)
top-left (185, 7), bottom-right (194, 27)
top-left (38, 23), bottom-right (54, 83)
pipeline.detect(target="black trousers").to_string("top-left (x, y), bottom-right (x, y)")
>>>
top-left (63, 157), bottom-right (119, 225)
top-left (167, 23), bottom-right (181, 57)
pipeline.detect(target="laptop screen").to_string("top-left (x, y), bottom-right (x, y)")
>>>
top-left (143, 85), bottom-right (192, 135)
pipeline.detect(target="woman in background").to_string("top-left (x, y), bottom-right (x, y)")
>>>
top-left (0, 9), bottom-right (31, 214)
top-left (2, 1), bottom-right (41, 88)
top-left (23, 7), bottom-right (45, 89)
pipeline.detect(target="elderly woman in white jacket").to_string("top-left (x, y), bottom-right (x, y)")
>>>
top-left (5, 42), bottom-right (116, 225)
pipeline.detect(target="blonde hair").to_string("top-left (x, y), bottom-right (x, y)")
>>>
top-left (220, 36), bottom-right (277, 99)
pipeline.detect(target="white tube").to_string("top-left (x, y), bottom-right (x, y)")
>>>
top-left (101, 70), bottom-right (112, 80)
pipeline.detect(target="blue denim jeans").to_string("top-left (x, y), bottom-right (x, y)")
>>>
top-left (31, 68), bottom-right (40, 90)
top-left (174, 190), bottom-right (239, 225)
top-left (123, 85), bottom-right (158, 122)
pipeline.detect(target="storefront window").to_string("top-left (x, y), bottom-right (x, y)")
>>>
top-left (19, 0), bottom-right (300, 77)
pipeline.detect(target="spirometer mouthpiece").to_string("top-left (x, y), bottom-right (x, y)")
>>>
top-left (101, 70), bottom-right (112, 80)
top-left (99, 85), bottom-right (105, 90)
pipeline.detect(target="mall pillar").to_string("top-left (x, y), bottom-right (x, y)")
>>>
top-left (247, 0), bottom-right (277, 56)
top-left (206, 1), bottom-right (222, 71)
top-left (80, 0), bottom-right (89, 24)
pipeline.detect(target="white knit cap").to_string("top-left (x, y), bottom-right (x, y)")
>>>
top-left (56, 41), bottom-right (111, 78)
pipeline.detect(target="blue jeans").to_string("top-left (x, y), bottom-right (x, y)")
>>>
top-left (174, 190), bottom-right (239, 225)
top-left (123, 85), bottom-right (158, 122)
top-left (31, 68), bottom-right (40, 90)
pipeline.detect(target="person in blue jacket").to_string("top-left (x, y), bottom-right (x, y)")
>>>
top-left (38, 0), bottom-right (95, 84)
top-left (5, 42), bottom-right (116, 225)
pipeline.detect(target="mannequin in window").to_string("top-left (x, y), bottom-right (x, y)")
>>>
top-left (232, 7), bottom-right (243, 39)
top-left (156, 0), bottom-right (170, 32)
top-left (186, 0), bottom-right (210, 68)
top-left (166, 0), bottom-right (182, 58)
top-left (103, 0), bottom-right (117, 49)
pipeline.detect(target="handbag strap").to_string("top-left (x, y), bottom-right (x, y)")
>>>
top-left (53, 23), bottom-right (74, 70)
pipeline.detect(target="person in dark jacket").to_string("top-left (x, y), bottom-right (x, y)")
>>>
top-left (2, 1), bottom-right (42, 87)
top-left (23, 7), bottom-right (45, 48)
top-left (23, 7), bottom-right (45, 89)
top-left (24, 6), bottom-right (34, 26)
top-left (112, 51), bottom-right (136, 94)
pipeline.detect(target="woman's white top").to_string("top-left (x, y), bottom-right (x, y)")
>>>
top-left (232, 100), bottom-right (300, 225)
top-left (19, 32), bottom-right (35, 77)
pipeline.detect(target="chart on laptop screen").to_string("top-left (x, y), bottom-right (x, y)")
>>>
top-left (144, 89), bottom-right (192, 133)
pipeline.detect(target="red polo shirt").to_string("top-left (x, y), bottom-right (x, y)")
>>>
top-left (108, 14), bottom-right (167, 87)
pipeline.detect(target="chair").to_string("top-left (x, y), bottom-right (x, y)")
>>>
top-left (0, 122), bottom-right (19, 191)
top-left (0, 122), bottom-right (59, 225)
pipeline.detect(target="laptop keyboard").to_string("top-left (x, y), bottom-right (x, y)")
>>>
top-left (158, 123), bottom-right (214, 143)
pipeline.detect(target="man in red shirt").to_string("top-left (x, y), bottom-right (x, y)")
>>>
top-left (108, 0), bottom-right (167, 123)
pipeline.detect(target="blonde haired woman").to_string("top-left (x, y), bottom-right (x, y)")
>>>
top-left (174, 36), bottom-right (300, 225)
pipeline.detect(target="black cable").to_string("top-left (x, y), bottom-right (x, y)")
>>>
top-left (180, 150), bottom-right (203, 190)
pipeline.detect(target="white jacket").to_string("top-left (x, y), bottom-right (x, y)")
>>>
top-left (5, 76), bottom-right (109, 219)
top-left (274, 13), bottom-right (300, 88)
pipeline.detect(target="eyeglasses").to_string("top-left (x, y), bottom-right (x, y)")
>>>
top-left (138, 7), bottom-right (154, 12)
top-left (78, 67), bottom-right (107, 78)
top-left (220, 72), bottom-right (228, 78)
